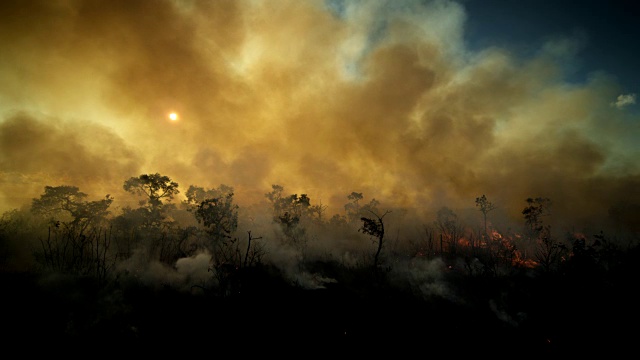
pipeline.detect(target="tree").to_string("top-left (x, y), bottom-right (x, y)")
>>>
top-left (475, 194), bottom-right (496, 238)
top-left (31, 185), bottom-right (87, 217)
top-left (264, 185), bottom-right (312, 249)
top-left (522, 197), bottom-right (551, 235)
top-left (361, 198), bottom-right (380, 217)
top-left (345, 192), bottom-right (363, 223)
top-left (265, 184), bottom-right (285, 218)
top-left (345, 192), bottom-right (381, 225)
top-left (206, 230), bottom-right (265, 298)
top-left (359, 209), bottom-right (391, 270)
top-left (122, 173), bottom-right (179, 229)
top-left (31, 185), bottom-right (113, 228)
top-left (189, 185), bottom-right (240, 266)
top-left (522, 197), bottom-right (565, 272)
top-left (265, 185), bottom-right (311, 220)
top-left (123, 173), bottom-right (179, 210)
top-left (184, 184), bottom-right (234, 208)
top-left (243, 231), bottom-right (264, 268)
top-left (31, 185), bottom-right (114, 278)
top-left (293, 193), bottom-right (311, 218)
top-left (435, 206), bottom-right (463, 255)
top-left (187, 186), bottom-right (264, 297)
top-left (194, 193), bottom-right (239, 243)
top-left (309, 200), bottom-right (328, 223)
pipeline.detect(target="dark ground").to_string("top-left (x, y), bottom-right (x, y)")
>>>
top-left (3, 257), bottom-right (638, 357)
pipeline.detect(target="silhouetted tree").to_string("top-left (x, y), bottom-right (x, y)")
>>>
top-left (121, 173), bottom-right (179, 229)
top-left (475, 194), bottom-right (496, 238)
top-left (522, 197), bottom-right (551, 235)
top-left (359, 209), bottom-right (391, 269)
top-left (184, 184), bottom-right (234, 209)
top-left (361, 198), bottom-right (380, 217)
top-left (416, 224), bottom-right (436, 258)
top-left (265, 184), bottom-right (285, 218)
top-left (345, 192), bottom-right (381, 227)
top-left (265, 185), bottom-right (313, 219)
top-left (32, 186), bottom-right (112, 226)
top-left (123, 173), bottom-right (179, 210)
top-left (435, 206), bottom-right (463, 256)
top-left (194, 193), bottom-right (239, 244)
top-left (522, 197), bottom-right (566, 272)
top-left (243, 230), bottom-right (264, 268)
top-left (206, 230), bottom-right (266, 297)
top-left (188, 186), bottom-right (266, 293)
top-left (265, 185), bottom-right (313, 250)
top-left (309, 200), bottom-right (328, 223)
top-left (31, 185), bottom-right (114, 278)
top-left (345, 192), bottom-right (363, 223)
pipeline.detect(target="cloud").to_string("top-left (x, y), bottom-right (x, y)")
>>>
top-left (612, 93), bottom-right (636, 109)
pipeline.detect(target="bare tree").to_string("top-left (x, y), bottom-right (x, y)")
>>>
top-left (243, 230), bottom-right (264, 268)
top-left (309, 200), bottom-right (328, 223)
top-left (204, 230), bottom-right (265, 297)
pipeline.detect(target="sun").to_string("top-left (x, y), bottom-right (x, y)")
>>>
top-left (169, 112), bottom-right (178, 121)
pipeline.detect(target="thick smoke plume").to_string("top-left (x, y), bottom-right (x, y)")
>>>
top-left (1, 0), bottom-right (638, 235)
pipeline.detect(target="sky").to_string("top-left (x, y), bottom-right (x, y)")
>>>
top-left (1, 0), bottom-right (639, 234)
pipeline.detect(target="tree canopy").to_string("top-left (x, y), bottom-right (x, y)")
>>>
top-left (123, 173), bottom-right (179, 209)
top-left (31, 185), bottom-right (112, 225)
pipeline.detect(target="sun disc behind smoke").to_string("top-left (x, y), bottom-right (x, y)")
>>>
top-left (169, 112), bottom-right (178, 121)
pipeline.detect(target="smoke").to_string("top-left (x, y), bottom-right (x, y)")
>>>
top-left (0, 0), bottom-right (638, 235)
top-left (116, 249), bottom-right (213, 291)
top-left (0, 113), bottom-right (141, 209)
top-left (391, 257), bottom-right (456, 300)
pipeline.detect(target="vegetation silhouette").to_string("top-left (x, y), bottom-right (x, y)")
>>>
top-left (1, 174), bottom-right (639, 355)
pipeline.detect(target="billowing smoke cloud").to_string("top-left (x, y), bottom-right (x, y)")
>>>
top-left (0, 112), bottom-right (141, 208)
top-left (1, 0), bottom-right (638, 235)
top-left (116, 250), bottom-right (213, 291)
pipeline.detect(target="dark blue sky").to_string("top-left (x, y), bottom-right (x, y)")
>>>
top-left (462, 0), bottom-right (639, 94)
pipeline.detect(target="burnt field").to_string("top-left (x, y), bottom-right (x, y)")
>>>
top-left (3, 248), bottom-right (639, 356)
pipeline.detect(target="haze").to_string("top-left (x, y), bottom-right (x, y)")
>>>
top-left (1, 0), bottom-right (639, 235)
